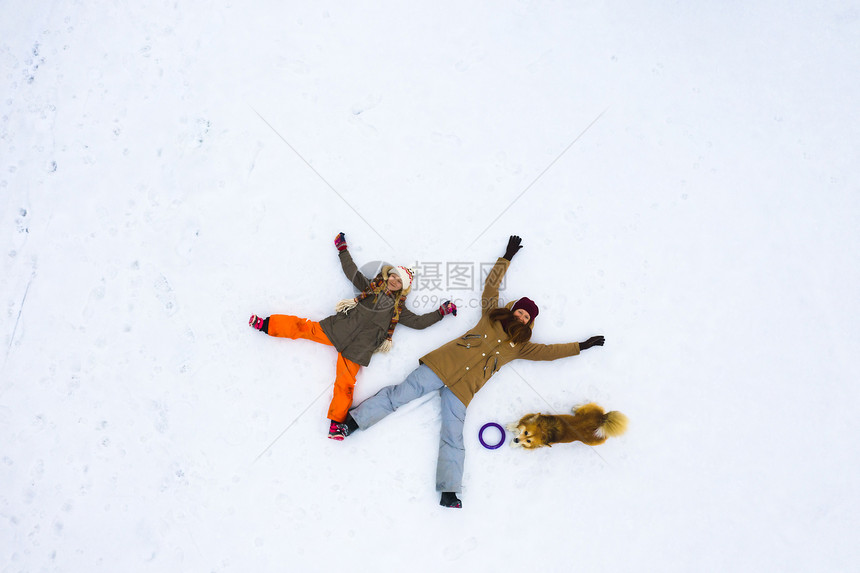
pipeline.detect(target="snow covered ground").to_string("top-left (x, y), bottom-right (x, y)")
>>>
top-left (2, 1), bottom-right (859, 571)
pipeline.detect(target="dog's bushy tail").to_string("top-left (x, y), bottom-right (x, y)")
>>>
top-left (596, 411), bottom-right (629, 439)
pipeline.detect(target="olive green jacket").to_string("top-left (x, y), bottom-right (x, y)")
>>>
top-left (319, 250), bottom-right (442, 367)
top-left (419, 257), bottom-right (580, 407)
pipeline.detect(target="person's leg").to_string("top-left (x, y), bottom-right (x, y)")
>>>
top-left (436, 386), bottom-right (467, 505)
top-left (328, 354), bottom-right (361, 423)
top-left (265, 314), bottom-right (332, 345)
top-left (349, 364), bottom-right (444, 430)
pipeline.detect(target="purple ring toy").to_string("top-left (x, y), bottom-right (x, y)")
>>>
top-left (479, 422), bottom-right (506, 450)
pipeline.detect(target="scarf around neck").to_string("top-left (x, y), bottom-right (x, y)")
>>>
top-left (341, 276), bottom-right (406, 342)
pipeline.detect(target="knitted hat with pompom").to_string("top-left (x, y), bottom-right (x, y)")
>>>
top-left (392, 266), bottom-right (414, 292)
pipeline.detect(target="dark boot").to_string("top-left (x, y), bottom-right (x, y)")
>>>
top-left (344, 413), bottom-right (359, 433)
top-left (440, 492), bottom-right (462, 508)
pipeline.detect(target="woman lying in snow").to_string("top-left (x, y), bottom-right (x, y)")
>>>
top-left (332, 235), bottom-right (605, 508)
top-left (249, 232), bottom-right (457, 439)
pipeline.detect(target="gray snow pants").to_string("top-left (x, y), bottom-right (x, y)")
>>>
top-left (350, 364), bottom-right (467, 493)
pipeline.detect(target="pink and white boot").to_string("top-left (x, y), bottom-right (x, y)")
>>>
top-left (249, 314), bottom-right (264, 330)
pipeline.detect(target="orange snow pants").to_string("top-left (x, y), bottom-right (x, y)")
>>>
top-left (266, 314), bottom-right (361, 423)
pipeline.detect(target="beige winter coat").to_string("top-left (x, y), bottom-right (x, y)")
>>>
top-left (419, 257), bottom-right (580, 407)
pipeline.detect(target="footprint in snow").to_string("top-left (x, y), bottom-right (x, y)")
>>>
top-left (153, 275), bottom-right (177, 316)
top-left (82, 279), bottom-right (106, 319)
top-left (444, 537), bottom-right (478, 561)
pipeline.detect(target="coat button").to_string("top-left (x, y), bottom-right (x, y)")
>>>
top-left (466, 344), bottom-right (471, 348)
top-left (482, 353), bottom-right (486, 356)
top-left (497, 339), bottom-right (501, 343)
top-left (496, 351), bottom-right (500, 354)
top-left (466, 367), bottom-right (470, 370)
top-left (484, 335), bottom-right (487, 338)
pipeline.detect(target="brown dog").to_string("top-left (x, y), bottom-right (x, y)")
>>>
top-left (506, 403), bottom-right (628, 449)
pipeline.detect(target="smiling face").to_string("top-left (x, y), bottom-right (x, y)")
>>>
top-left (512, 308), bottom-right (530, 324)
top-left (386, 272), bottom-right (403, 291)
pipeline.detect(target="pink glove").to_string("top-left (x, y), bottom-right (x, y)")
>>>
top-left (439, 300), bottom-right (457, 317)
top-left (334, 232), bottom-right (348, 252)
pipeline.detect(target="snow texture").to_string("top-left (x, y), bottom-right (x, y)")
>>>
top-left (2, 1), bottom-right (859, 572)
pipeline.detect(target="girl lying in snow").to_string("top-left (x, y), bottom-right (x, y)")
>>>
top-left (249, 232), bottom-right (457, 439)
top-left (332, 235), bottom-right (605, 509)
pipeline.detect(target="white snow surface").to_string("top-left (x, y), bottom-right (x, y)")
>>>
top-left (2, 2), bottom-right (859, 571)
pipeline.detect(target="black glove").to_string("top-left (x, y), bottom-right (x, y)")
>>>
top-left (503, 235), bottom-right (523, 261)
top-left (579, 336), bottom-right (605, 350)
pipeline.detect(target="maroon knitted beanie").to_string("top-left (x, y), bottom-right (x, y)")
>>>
top-left (511, 297), bottom-right (539, 323)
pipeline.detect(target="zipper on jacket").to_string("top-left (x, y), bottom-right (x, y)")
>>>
top-left (457, 333), bottom-right (483, 349)
top-left (483, 356), bottom-right (499, 377)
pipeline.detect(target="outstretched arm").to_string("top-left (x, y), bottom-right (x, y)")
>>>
top-left (481, 235), bottom-right (522, 314)
top-left (398, 306), bottom-right (444, 329)
top-left (518, 336), bottom-right (605, 361)
top-left (333, 232), bottom-right (371, 292)
top-left (518, 341), bottom-right (581, 361)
